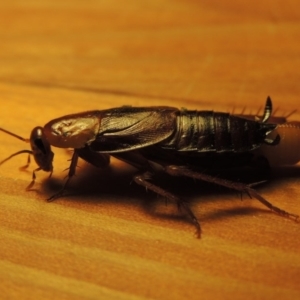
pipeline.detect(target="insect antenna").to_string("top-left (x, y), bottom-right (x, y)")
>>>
top-left (0, 127), bottom-right (30, 143)
top-left (0, 149), bottom-right (33, 167)
top-left (0, 127), bottom-right (33, 167)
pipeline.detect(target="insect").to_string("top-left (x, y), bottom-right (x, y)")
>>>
top-left (0, 97), bottom-right (299, 238)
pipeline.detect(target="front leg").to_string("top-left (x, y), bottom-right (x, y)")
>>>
top-left (47, 150), bottom-right (79, 201)
top-left (47, 147), bottom-right (110, 201)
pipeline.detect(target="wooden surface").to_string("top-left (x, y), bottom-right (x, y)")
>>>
top-left (1, 1), bottom-right (300, 299)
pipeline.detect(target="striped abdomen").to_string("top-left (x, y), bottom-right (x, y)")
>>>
top-left (162, 110), bottom-right (276, 153)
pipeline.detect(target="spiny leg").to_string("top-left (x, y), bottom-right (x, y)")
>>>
top-left (165, 165), bottom-right (299, 222)
top-left (47, 150), bottom-right (79, 202)
top-left (134, 171), bottom-right (201, 238)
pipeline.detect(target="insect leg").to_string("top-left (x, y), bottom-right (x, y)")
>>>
top-left (134, 171), bottom-right (201, 238)
top-left (0, 150), bottom-right (33, 168)
top-left (19, 153), bottom-right (31, 171)
top-left (165, 165), bottom-right (299, 222)
top-left (112, 152), bottom-right (201, 237)
top-left (47, 150), bottom-right (79, 201)
top-left (48, 147), bottom-right (110, 201)
top-left (0, 149), bottom-right (43, 189)
top-left (26, 167), bottom-right (42, 190)
top-left (20, 154), bottom-right (49, 191)
top-left (76, 147), bottom-right (110, 168)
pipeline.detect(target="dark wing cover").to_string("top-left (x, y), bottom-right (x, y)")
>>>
top-left (90, 106), bottom-right (178, 153)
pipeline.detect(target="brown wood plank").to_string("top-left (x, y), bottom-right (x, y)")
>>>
top-left (0, 1), bottom-right (300, 299)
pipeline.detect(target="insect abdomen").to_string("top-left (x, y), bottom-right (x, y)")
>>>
top-left (162, 110), bottom-right (276, 153)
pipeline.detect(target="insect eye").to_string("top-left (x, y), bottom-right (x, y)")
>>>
top-left (30, 127), bottom-right (50, 153)
top-left (34, 138), bottom-right (47, 155)
top-left (27, 126), bottom-right (54, 171)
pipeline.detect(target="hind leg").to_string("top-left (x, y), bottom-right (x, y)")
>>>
top-left (165, 165), bottom-right (299, 222)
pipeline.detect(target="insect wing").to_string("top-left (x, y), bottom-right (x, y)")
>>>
top-left (91, 106), bottom-right (178, 152)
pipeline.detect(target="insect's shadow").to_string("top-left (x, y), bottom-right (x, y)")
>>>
top-left (40, 162), bottom-right (300, 225)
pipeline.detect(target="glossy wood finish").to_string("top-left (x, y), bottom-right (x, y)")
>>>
top-left (0, 1), bottom-right (300, 299)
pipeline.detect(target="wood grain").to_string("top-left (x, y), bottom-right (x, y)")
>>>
top-left (0, 1), bottom-right (300, 299)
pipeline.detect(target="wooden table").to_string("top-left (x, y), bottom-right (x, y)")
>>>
top-left (0, 1), bottom-right (299, 299)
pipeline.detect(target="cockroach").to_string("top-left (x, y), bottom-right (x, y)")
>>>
top-left (0, 96), bottom-right (299, 238)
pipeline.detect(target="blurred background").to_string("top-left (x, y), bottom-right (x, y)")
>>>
top-left (1, 0), bottom-right (300, 109)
